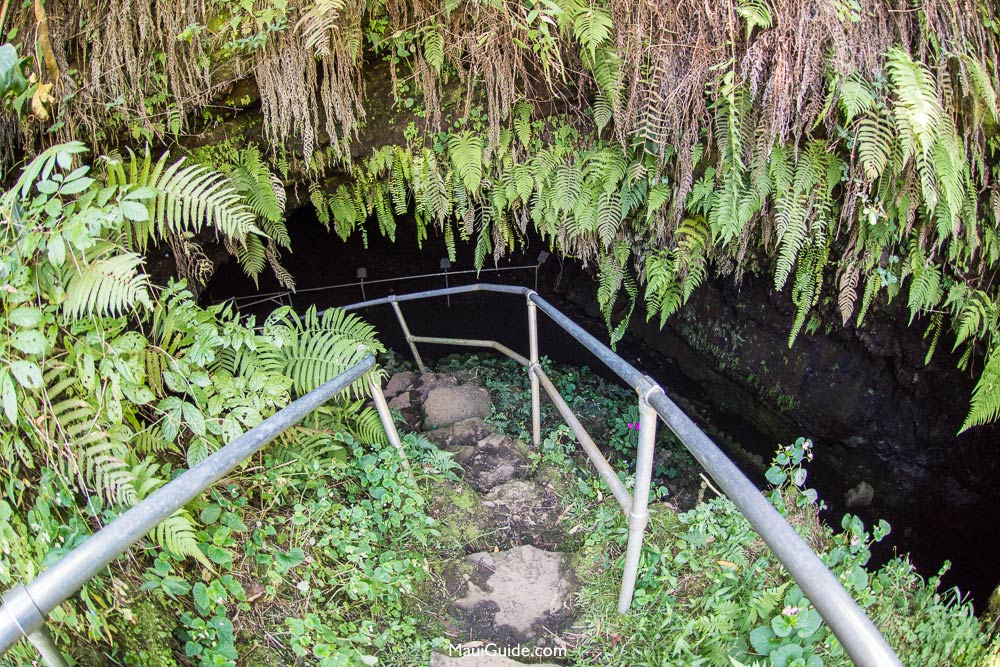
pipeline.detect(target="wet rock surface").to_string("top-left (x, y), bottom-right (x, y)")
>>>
top-left (449, 546), bottom-right (575, 645)
top-left (431, 652), bottom-right (560, 667)
top-left (424, 384), bottom-right (493, 429)
top-left (381, 370), bottom-right (578, 661)
top-left (454, 434), bottom-right (530, 492)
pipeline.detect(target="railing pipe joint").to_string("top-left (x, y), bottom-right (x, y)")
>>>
top-left (1, 586), bottom-right (44, 642)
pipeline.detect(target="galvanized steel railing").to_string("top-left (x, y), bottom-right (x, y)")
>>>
top-left (0, 283), bottom-right (902, 667)
top-left (336, 283), bottom-right (902, 667)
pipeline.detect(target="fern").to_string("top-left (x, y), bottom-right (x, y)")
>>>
top-left (310, 182), bottom-right (331, 230)
top-left (152, 512), bottom-right (213, 568)
top-left (906, 252), bottom-right (943, 322)
top-left (62, 243), bottom-right (153, 319)
top-left (773, 195), bottom-right (808, 290)
top-left (571, 6), bottom-right (613, 60)
top-left (107, 152), bottom-right (260, 248)
top-left (961, 344), bottom-right (1000, 432)
top-left (259, 306), bottom-right (384, 396)
top-left (296, 0), bottom-right (348, 55)
top-left (838, 76), bottom-right (876, 124)
top-left (228, 147), bottom-right (289, 248)
top-left (736, 0), bottom-right (773, 39)
top-left (596, 190), bottom-right (622, 248)
top-left (887, 48), bottom-right (941, 157)
top-left (43, 369), bottom-right (138, 506)
top-left (448, 132), bottom-right (484, 196)
top-left (422, 25), bottom-right (445, 73)
top-left (856, 113), bottom-right (895, 181)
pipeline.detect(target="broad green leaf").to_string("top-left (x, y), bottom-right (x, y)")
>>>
top-left (160, 576), bottom-right (192, 598)
top-left (0, 44), bottom-right (17, 92)
top-left (0, 371), bottom-right (16, 424)
top-left (59, 176), bottom-right (94, 195)
top-left (274, 547), bottom-right (306, 572)
top-left (47, 234), bottom-right (66, 266)
top-left (200, 504), bottom-right (222, 524)
top-left (8, 306), bottom-right (42, 327)
top-left (193, 582), bottom-right (211, 615)
top-left (9, 360), bottom-right (42, 389)
top-left (120, 199), bottom-right (150, 222)
top-left (11, 330), bottom-right (47, 355)
top-left (182, 401), bottom-right (206, 436)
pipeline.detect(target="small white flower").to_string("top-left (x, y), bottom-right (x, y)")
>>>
top-left (782, 605), bottom-right (800, 616)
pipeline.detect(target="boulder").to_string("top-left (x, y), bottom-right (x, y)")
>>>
top-left (424, 418), bottom-right (493, 452)
top-left (430, 652), bottom-right (559, 666)
top-left (454, 434), bottom-right (528, 492)
top-left (383, 371), bottom-right (416, 398)
top-left (481, 480), bottom-right (566, 550)
top-left (423, 384), bottom-right (492, 429)
top-left (449, 545), bottom-right (575, 646)
top-left (845, 480), bottom-right (874, 509)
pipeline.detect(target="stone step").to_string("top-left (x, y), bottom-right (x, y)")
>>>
top-left (453, 433), bottom-right (530, 492)
top-left (446, 545), bottom-right (575, 648)
top-left (430, 652), bottom-right (560, 666)
top-left (481, 480), bottom-right (566, 550)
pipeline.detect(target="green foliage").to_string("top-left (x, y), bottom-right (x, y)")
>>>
top-left (567, 438), bottom-right (996, 666)
top-left (254, 305), bottom-right (385, 396)
top-left (0, 142), bottom-right (418, 665)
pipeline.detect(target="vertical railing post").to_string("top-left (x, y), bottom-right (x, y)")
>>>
top-left (27, 625), bottom-right (69, 667)
top-left (618, 384), bottom-right (659, 613)
top-left (369, 376), bottom-right (411, 472)
top-left (391, 299), bottom-right (426, 373)
top-left (527, 294), bottom-right (541, 448)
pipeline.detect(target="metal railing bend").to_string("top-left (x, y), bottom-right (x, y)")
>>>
top-left (0, 283), bottom-right (902, 667)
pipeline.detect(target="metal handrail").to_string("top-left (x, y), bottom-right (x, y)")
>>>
top-left (0, 354), bottom-right (407, 663)
top-left (0, 283), bottom-right (903, 666)
top-left (334, 283), bottom-right (902, 667)
top-left (229, 264), bottom-right (541, 310)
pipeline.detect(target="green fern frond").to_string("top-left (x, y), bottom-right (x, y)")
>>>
top-left (260, 306), bottom-right (384, 396)
top-left (111, 152), bottom-right (261, 248)
top-left (44, 369), bottom-right (138, 505)
top-left (228, 147), bottom-right (287, 245)
top-left (571, 6), bottom-right (613, 60)
top-left (856, 113), bottom-right (895, 181)
top-left (736, 0), bottom-right (772, 39)
top-left (228, 234), bottom-right (266, 285)
top-left (773, 195), bottom-right (808, 290)
top-left (838, 76), bottom-right (876, 124)
top-left (962, 54), bottom-right (999, 126)
top-left (422, 25), bottom-right (445, 72)
top-left (310, 182), bottom-right (331, 230)
top-left (906, 254), bottom-right (943, 322)
top-left (296, 0), bottom-right (348, 55)
top-left (886, 48), bottom-right (942, 157)
top-left (152, 512), bottom-right (213, 568)
top-left (961, 344), bottom-right (1000, 432)
top-left (62, 243), bottom-right (153, 319)
top-left (448, 132), bottom-right (484, 196)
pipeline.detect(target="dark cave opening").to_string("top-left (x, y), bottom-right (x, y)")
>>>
top-left (203, 204), bottom-right (1000, 611)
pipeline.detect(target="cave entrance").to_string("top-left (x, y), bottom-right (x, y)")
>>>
top-left (203, 203), bottom-right (1000, 611)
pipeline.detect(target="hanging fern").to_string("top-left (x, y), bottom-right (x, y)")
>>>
top-left (106, 152), bottom-right (260, 249)
top-left (227, 146), bottom-right (289, 248)
top-left (448, 132), bottom-right (485, 196)
top-left (62, 243), bottom-right (153, 320)
top-left (962, 344), bottom-right (1000, 432)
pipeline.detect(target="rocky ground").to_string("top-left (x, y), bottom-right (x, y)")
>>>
top-left (382, 370), bottom-right (581, 665)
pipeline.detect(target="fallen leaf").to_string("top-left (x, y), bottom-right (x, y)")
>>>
top-left (31, 82), bottom-right (54, 121)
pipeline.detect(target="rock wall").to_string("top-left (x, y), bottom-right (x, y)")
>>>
top-left (551, 260), bottom-right (1000, 605)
